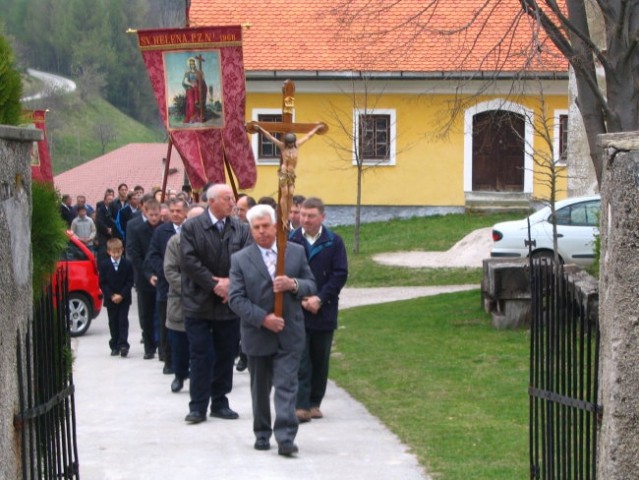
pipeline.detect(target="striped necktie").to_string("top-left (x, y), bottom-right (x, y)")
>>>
top-left (265, 250), bottom-right (276, 279)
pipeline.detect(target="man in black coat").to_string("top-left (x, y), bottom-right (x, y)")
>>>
top-left (180, 184), bottom-right (252, 424)
top-left (95, 189), bottom-right (115, 262)
top-left (126, 198), bottom-right (162, 359)
top-left (144, 198), bottom-right (188, 373)
top-left (60, 194), bottom-right (75, 227)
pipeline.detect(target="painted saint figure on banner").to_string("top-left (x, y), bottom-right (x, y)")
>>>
top-left (164, 50), bottom-right (224, 130)
top-left (183, 57), bottom-right (207, 123)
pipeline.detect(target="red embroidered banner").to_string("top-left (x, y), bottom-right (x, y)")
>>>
top-left (23, 110), bottom-right (53, 183)
top-left (136, 25), bottom-right (256, 190)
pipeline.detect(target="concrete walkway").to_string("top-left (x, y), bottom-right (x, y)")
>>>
top-left (72, 285), bottom-right (477, 479)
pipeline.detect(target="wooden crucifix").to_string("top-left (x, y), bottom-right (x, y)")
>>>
top-left (246, 80), bottom-right (327, 316)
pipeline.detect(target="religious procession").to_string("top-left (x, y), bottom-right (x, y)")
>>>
top-left (3, 0), bottom-right (627, 478)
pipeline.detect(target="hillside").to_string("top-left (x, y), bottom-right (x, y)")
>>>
top-left (24, 85), bottom-right (165, 175)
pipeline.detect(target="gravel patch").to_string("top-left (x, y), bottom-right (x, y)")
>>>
top-left (372, 227), bottom-right (493, 268)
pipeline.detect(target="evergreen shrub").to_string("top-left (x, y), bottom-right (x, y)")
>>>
top-left (0, 34), bottom-right (23, 125)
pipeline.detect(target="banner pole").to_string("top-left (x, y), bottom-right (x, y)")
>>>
top-left (223, 151), bottom-right (239, 200)
top-left (161, 138), bottom-right (174, 203)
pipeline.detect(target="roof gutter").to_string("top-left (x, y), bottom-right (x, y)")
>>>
top-left (246, 70), bottom-right (569, 81)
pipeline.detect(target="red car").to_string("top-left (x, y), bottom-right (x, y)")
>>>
top-left (57, 231), bottom-right (103, 336)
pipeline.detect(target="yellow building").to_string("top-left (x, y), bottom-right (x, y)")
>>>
top-left (192, 1), bottom-right (569, 217)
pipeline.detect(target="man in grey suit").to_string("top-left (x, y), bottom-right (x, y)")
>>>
top-left (229, 204), bottom-right (316, 457)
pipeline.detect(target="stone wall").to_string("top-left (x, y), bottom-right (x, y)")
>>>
top-left (597, 132), bottom-right (639, 478)
top-left (0, 125), bottom-right (40, 480)
top-left (324, 204), bottom-right (465, 227)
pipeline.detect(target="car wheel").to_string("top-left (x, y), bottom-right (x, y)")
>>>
top-left (68, 293), bottom-right (93, 337)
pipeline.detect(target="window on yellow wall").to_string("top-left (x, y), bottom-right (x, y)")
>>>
top-left (251, 109), bottom-right (289, 165)
top-left (354, 109), bottom-right (396, 166)
top-left (553, 110), bottom-right (568, 166)
top-left (559, 114), bottom-right (568, 162)
top-left (359, 115), bottom-right (389, 159)
top-left (257, 113), bottom-right (282, 160)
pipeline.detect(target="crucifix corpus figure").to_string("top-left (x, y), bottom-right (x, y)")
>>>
top-left (252, 123), bottom-right (325, 231)
top-left (246, 80), bottom-right (327, 316)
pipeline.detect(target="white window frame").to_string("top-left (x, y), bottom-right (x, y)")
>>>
top-left (553, 109), bottom-right (569, 166)
top-left (250, 108), bottom-right (293, 165)
top-left (352, 108), bottom-right (396, 166)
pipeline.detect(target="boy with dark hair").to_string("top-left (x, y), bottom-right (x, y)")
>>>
top-left (99, 238), bottom-right (135, 357)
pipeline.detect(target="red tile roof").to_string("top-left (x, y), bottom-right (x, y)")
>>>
top-left (54, 143), bottom-right (186, 207)
top-left (190, 0), bottom-right (567, 73)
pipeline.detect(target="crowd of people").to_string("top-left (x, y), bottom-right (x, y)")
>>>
top-left (61, 183), bottom-right (348, 457)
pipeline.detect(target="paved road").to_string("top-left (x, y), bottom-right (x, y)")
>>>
top-left (72, 286), bottom-right (481, 479)
top-left (22, 69), bottom-right (76, 102)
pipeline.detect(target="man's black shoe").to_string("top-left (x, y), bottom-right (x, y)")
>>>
top-left (120, 347), bottom-right (129, 358)
top-left (184, 411), bottom-right (206, 424)
top-left (171, 377), bottom-right (184, 393)
top-left (254, 438), bottom-right (270, 451)
top-left (110, 349), bottom-right (119, 356)
top-left (236, 354), bottom-right (248, 372)
top-left (278, 442), bottom-right (299, 457)
top-left (143, 352), bottom-right (155, 360)
top-left (209, 407), bottom-right (239, 420)
top-left (163, 365), bottom-right (174, 375)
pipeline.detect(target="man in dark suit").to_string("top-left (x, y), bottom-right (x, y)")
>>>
top-left (60, 194), bottom-right (75, 227)
top-left (289, 197), bottom-right (348, 422)
top-left (126, 198), bottom-right (162, 359)
top-left (144, 198), bottom-right (188, 374)
top-left (98, 238), bottom-right (135, 357)
top-left (109, 183), bottom-right (129, 237)
top-left (95, 189), bottom-right (115, 263)
top-left (229, 204), bottom-right (316, 457)
top-left (180, 184), bottom-right (252, 425)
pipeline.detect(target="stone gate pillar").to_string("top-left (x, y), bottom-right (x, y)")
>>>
top-left (597, 132), bottom-right (639, 479)
top-left (0, 125), bottom-right (39, 480)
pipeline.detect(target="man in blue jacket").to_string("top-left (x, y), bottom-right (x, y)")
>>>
top-left (289, 197), bottom-right (348, 422)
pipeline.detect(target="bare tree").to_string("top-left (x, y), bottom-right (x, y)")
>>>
top-left (93, 122), bottom-right (117, 154)
top-left (323, 74), bottom-right (397, 253)
top-left (330, 0), bottom-right (636, 187)
top-left (75, 65), bottom-right (107, 102)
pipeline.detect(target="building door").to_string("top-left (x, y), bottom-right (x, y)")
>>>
top-left (472, 110), bottom-right (525, 191)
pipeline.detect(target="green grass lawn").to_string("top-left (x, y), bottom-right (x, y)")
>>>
top-left (332, 212), bottom-right (524, 287)
top-left (331, 290), bottom-right (530, 480)
top-left (329, 213), bottom-right (532, 478)
top-left (50, 96), bottom-right (164, 174)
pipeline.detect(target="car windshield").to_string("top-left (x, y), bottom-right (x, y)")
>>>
top-left (527, 206), bottom-right (551, 224)
top-left (61, 241), bottom-right (88, 261)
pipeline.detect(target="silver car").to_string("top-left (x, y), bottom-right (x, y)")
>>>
top-left (490, 195), bottom-right (600, 266)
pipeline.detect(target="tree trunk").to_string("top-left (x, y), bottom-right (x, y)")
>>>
top-left (354, 162), bottom-right (362, 254)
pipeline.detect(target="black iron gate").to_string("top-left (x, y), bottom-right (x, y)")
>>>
top-left (15, 266), bottom-right (80, 479)
top-left (529, 258), bottom-right (601, 479)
